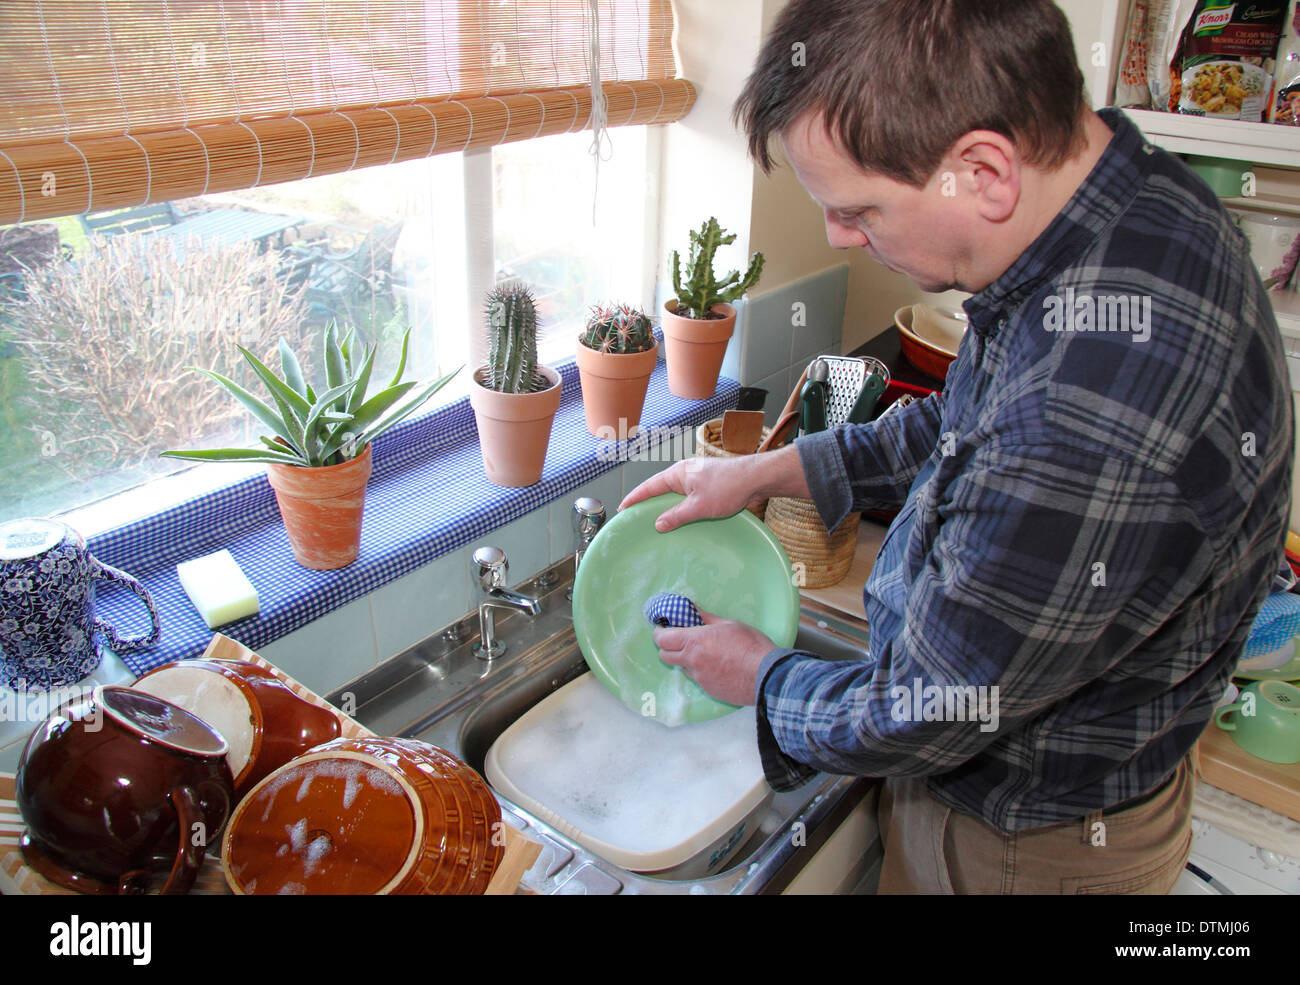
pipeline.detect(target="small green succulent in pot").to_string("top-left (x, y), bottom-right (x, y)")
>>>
top-left (581, 303), bottom-right (656, 354)
top-left (161, 324), bottom-right (461, 468)
top-left (669, 216), bottom-right (765, 320)
top-left (484, 280), bottom-right (550, 394)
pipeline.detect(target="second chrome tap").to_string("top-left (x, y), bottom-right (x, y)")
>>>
top-left (472, 546), bottom-right (541, 660)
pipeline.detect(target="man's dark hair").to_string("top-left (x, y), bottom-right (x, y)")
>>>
top-left (733, 0), bottom-right (1088, 187)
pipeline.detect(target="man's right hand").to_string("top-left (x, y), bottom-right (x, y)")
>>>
top-left (619, 443), bottom-right (810, 532)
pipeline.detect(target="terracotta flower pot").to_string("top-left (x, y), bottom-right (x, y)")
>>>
top-left (661, 300), bottom-right (736, 400)
top-left (265, 443), bottom-right (372, 571)
top-left (575, 337), bottom-right (659, 438)
top-left (469, 364), bottom-right (562, 487)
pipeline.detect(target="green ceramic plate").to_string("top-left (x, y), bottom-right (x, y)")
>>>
top-left (571, 493), bottom-right (799, 727)
top-left (1234, 644), bottom-right (1300, 683)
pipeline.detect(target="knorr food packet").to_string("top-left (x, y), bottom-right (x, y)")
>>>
top-left (1171, 1), bottom-right (1288, 120)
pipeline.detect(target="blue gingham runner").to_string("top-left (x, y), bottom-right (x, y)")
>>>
top-left (643, 592), bottom-right (704, 629)
top-left (88, 356), bottom-right (739, 675)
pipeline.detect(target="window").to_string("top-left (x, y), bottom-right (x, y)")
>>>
top-left (0, 123), bottom-right (657, 522)
top-left (0, 1), bottom-right (689, 526)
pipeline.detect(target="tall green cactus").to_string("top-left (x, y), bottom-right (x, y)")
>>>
top-left (669, 217), bottom-right (765, 319)
top-left (485, 281), bottom-right (545, 394)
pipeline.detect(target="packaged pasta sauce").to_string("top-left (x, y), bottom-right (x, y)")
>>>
top-left (1171, 1), bottom-right (1288, 120)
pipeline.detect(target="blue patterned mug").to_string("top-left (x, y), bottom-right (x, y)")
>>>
top-left (0, 519), bottom-right (160, 689)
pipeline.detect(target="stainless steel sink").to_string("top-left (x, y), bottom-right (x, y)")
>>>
top-left (326, 557), bottom-right (877, 894)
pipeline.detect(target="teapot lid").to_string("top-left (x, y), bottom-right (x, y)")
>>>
top-left (0, 518), bottom-right (75, 561)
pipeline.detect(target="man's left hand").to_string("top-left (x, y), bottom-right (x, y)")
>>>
top-left (653, 611), bottom-right (776, 707)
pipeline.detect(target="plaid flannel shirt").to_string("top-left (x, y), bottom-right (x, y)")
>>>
top-left (754, 109), bottom-right (1295, 832)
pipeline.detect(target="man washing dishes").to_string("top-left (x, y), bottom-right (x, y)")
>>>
top-left (622, 0), bottom-right (1294, 893)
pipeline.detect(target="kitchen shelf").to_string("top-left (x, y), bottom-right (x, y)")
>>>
top-left (1223, 192), bottom-right (1300, 217)
top-left (1125, 109), bottom-right (1300, 170)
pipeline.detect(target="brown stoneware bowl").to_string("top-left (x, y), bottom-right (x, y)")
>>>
top-left (895, 304), bottom-right (963, 381)
top-left (222, 736), bottom-right (504, 895)
top-left (134, 658), bottom-right (342, 798)
top-left (16, 685), bottom-right (235, 894)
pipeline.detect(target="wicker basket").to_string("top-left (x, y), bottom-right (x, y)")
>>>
top-left (765, 497), bottom-right (859, 588)
top-left (694, 418), bottom-right (769, 520)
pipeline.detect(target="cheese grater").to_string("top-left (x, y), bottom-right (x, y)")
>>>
top-left (816, 355), bottom-right (890, 425)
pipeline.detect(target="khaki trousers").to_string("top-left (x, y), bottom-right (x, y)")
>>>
top-left (876, 756), bottom-right (1194, 894)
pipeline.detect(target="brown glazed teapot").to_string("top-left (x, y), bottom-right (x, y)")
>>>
top-left (16, 685), bottom-right (234, 894)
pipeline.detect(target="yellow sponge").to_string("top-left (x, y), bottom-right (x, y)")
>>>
top-left (177, 549), bottom-right (260, 629)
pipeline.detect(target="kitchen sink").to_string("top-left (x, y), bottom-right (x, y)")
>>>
top-left (326, 556), bottom-right (877, 894)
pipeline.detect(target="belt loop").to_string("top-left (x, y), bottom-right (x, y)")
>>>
top-left (1082, 809), bottom-right (1102, 845)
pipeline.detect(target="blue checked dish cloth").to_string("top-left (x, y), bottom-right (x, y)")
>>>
top-left (643, 592), bottom-right (705, 629)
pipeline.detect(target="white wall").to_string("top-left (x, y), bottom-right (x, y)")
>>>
top-left (666, 0), bottom-right (974, 354)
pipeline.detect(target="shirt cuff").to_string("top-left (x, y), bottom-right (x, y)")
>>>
top-left (754, 646), bottom-right (820, 792)
top-left (795, 428), bottom-right (856, 532)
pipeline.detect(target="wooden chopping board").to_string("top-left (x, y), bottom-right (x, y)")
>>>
top-left (0, 633), bottom-right (540, 896)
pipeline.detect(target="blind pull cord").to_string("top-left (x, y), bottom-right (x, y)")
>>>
top-left (585, 0), bottom-right (612, 225)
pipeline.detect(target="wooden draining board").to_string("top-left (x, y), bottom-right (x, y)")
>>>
top-left (0, 633), bottom-right (539, 895)
top-left (1194, 721), bottom-right (1300, 823)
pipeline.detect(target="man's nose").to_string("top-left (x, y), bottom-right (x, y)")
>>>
top-left (824, 211), bottom-right (866, 250)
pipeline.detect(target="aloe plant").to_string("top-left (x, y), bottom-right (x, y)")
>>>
top-left (581, 303), bottom-right (655, 354)
top-left (669, 217), bottom-right (765, 319)
top-left (161, 325), bottom-right (460, 468)
top-left (484, 281), bottom-right (547, 394)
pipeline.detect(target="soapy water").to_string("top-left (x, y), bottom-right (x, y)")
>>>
top-left (303, 834), bottom-right (332, 875)
top-left (493, 674), bottom-right (765, 855)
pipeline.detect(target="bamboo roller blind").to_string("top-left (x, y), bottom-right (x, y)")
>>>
top-left (0, 1), bottom-right (695, 225)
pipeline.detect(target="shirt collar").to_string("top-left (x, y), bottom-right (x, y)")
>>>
top-left (963, 108), bottom-right (1157, 338)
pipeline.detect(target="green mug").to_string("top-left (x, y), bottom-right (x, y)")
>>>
top-left (1215, 680), bottom-right (1300, 764)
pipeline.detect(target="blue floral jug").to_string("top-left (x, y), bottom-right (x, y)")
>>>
top-left (0, 518), bottom-right (160, 690)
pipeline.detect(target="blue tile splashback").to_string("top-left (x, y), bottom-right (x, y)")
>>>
top-left (736, 264), bottom-right (850, 403)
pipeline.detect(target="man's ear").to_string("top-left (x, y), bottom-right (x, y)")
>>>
top-left (946, 131), bottom-right (1021, 223)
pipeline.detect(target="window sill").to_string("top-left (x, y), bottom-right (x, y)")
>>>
top-left (87, 356), bottom-right (739, 678)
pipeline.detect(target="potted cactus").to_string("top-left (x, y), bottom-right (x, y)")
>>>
top-left (663, 217), bottom-right (765, 399)
top-left (162, 326), bottom-right (459, 570)
top-left (469, 281), bottom-right (563, 487)
top-left (576, 302), bottom-right (659, 438)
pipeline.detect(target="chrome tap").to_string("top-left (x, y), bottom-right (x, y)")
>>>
top-left (566, 497), bottom-right (607, 600)
top-left (472, 546), bottom-right (541, 660)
